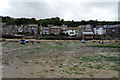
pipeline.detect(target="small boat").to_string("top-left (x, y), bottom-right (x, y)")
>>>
top-left (30, 41), bottom-right (34, 44)
top-left (98, 41), bottom-right (105, 44)
top-left (20, 39), bottom-right (25, 44)
top-left (1, 39), bottom-right (5, 42)
top-left (26, 40), bottom-right (29, 43)
top-left (36, 39), bottom-right (40, 43)
top-left (81, 39), bottom-right (86, 43)
top-left (92, 39), bottom-right (96, 42)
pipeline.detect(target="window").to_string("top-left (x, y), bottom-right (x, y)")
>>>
top-left (70, 32), bottom-right (74, 34)
top-left (112, 29), bottom-right (115, 32)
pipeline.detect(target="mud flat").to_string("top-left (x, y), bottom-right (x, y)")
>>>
top-left (1, 41), bottom-right (120, 78)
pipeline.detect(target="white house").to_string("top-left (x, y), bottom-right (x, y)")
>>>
top-left (94, 25), bottom-right (106, 35)
top-left (18, 26), bottom-right (23, 33)
top-left (66, 27), bottom-right (78, 36)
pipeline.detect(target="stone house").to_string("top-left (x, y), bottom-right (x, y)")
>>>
top-left (50, 26), bottom-right (61, 35)
top-left (105, 24), bottom-right (120, 39)
top-left (27, 24), bottom-right (38, 35)
top-left (94, 25), bottom-right (106, 35)
top-left (2, 26), bottom-right (14, 36)
top-left (42, 27), bottom-right (50, 34)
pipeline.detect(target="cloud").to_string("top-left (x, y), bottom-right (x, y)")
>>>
top-left (0, 0), bottom-right (118, 21)
top-left (0, 0), bottom-right (10, 15)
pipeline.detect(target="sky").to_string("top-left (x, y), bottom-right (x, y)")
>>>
top-left (0, 0), bottom-right (119, 21)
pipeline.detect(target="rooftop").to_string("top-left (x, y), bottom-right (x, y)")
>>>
top-left (28, 24), bottom-right (38, 27)
top-left (68, 27), bottom-right (78, 30)
top-left (50, 26), bottom-right (61, 28)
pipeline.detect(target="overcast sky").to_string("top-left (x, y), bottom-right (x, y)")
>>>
top-left (0, 0), bottom-right (119, 21)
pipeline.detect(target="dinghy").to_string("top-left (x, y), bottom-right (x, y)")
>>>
top-left (20, 39), bottom-right (25, 44)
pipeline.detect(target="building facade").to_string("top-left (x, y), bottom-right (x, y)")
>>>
top-left (50, 26), bottom-right (61, 35)
top-left (94, 25), bottom-right (106, 35)
top-left (105, 25), bottom-right (120, 39)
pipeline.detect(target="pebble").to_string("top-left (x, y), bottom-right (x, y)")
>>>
top-left (50, 68), bottom-right (55, 71)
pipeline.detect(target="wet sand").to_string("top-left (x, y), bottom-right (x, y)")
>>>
top-left (1, 41), bottom-right (119, 78)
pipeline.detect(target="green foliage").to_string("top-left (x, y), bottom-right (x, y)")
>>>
top-left (2, 16), bottom-right (120, 27)
top-left (87, 44), bottom-right (120, 48)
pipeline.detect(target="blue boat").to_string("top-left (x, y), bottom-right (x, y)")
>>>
top-left (26, 40), bottom-right (29, 43)
top-left (81, 39), bottom-right (86, 43)
top-left (20, 39), bottom-right (25, 44)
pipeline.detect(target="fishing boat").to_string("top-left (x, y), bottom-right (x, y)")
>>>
top-left (20, 39), bottom-right (25, 44)
top-left (30, 41), bottom-right (34, 44)
top-left (36, 39), bottom-right (40, 43)
top-left (26, 40), bottom-right (29, 43)
top-left (81, 39), bottom-right (86, 43)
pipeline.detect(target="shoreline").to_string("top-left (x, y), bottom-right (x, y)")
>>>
top-left (1, 39), bottom-right (119, 42)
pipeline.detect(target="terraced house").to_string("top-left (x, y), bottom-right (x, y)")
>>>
top-left (93, 25), bottom-right (107, 35)
top-left (42, 27), bottom-right (50, 34)
top-left (105, 25), bottom-right (120, 40)
top-left (78, 25), bottom-right (94, 39)
top-left (17, 25), bottom-right (28, 33)
top-left (61, 24), bottom-right (68, 35)
top-left (2, 26), bottom-right (14, 37)
top-left (27, 24), bottom-right (38, 35)
top-left (2, 23), bottom-right (120, 40)
top-left (66, 27), bottom-right (79, 36)
top-left (50, 26), bottom-right (61, 35)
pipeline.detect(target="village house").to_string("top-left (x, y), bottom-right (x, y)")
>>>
top-left (27, 24), bottom-right (38, 35)
top-left (78, 25), bottom-right (94, 39)
top-left (77, 25), bottom-right (85, 29)
top-left (48, 24), bottom-right (54, 27)
top-left (78, 25), bottom-right (93, 35)
top-left (61, 24), bottom-right (68, 35)
top-left (105, 24), bottom-right (120, 40)
top-left (2, 26), bottom-right (14, 36)
top-left (76, 28), bottom-right (82, 38)
top-left (2, 22), bottom-right (6, 26)
top-left (83, 25), bottom-right (94, 35)
top-left (66, 27), bottom-right (78, 36)
top-left (17, 26), bottom-right (23, 33)
top-left (94, 25), bottom-right (107, 35)
top-left (50, 26), bottom-right (61, 35)
top-left (77, 25), bottom-right (87, 37)
top-left (39, 26), bottom-right (44, 35)
top-left (42, 27), bottom-right (50, 34)
top-left (17, 25), bottom-right (28, 33)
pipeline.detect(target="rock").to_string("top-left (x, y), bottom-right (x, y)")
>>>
top-left (50, 68), bottom-right (55, 71)
top-left (16, 67), bottom-right (18, 69)
top-left (23, 60), bottom-right (29, 63)
top-left (30, 72), bottom-right (33, 75)
top-left (89, 74), bottom-right (94, 77)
